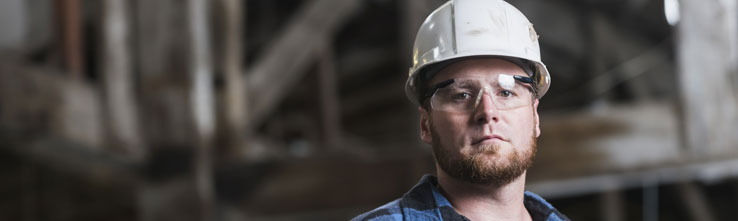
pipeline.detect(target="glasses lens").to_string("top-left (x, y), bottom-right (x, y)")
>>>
top-left (429, 77), bottom-right (532, 112)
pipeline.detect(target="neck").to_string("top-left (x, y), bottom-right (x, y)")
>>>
top-left (436, 168), bottom-right (531, 221)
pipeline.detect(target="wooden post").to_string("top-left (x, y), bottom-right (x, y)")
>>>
top-left (317, 42), bottom-right (341, 150)
top-left (134, 0), bottom-right (215, 220)
top-left (600, 189), bottom-right (624, 221)
top-left (677, 0), bottom-right (738, 156)
top-left (101, 0), bottom-right (143, 159)
top-left (642, 181), bottom-right (658, 221)
top-left (55, 0), bottom-right (84, 79)
top-left (187, 0), bottom-right (215, 219)
top-left (677, 182), bottom-right (715, 221)
top-left (216, 0), bottom-right (247, 158)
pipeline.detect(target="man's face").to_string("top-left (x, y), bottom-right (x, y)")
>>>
top-left (419, 58), bottom-right (541, 186)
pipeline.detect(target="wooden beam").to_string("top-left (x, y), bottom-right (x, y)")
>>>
top-left (677, 0), bottom-right (738, 156)
top-left (246, 0), bottom-right (362, 127)
top-left (531, 102), bottom-right (681, 181)
top-left (0, 63), bottom-right (104, 148)
top-left (677, 182), bottom-right (715, 221)
top-left (642, 181), bottom-right (658, 221)
top-left (101, 0), bottom-right (144, 159)
top-left (55, 0), bottom-right (85, 79)
top-left (600, 189), bottom-right (624, 221)
top-left (186, 0), bottom-right (216, 220)
top-left (134, 0), bottom-right (196, 147)
top-left (216, 0), bottom-right (247, 158)
top-left (0, 128), bottom-right (139, 184)
top-left (133, 1), bottom-right (215, 220)
top-left (528, 157), bottom-right (738, 198)
top-left (237, 154), bottom-right (436, 214)
top-left (317, 43), bottom-right (341, 150)
top-left (134, 0), bottom-right (175, 78)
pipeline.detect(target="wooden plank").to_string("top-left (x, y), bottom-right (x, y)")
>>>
top-left (238, 154), bottom-right (436, 214)
top-left (677, 0), bottom-right (738, 156)
top-left (101, 0), bottom-right (143, 159)
top-left (134, 0), bottom-right (175, 78)
top-left (55, 0), bottom-right (84, 79)
top-left (642, 181), bottom-right (658, 221)
top-left (317, 43), bottom-right (341, 149)
top-left (527, 157), bottom-right (738, 198)
top-left (134, 0), bottom-right (196, 146)
top-left (0, 128), bottom-right (139, 184)
top-left (186, 0), bottom-right (216, 220)
top-left (0, 63), bottom-right (103, 148)
top-left (133, 1), bottom-right (213, 220)
top-left (187, 0), bottom-right (215, 140)
top-left (600, 189), bottom-right (624, 221)
top-left (677, 182), bottom-right (715, 221)
top-left (531, 102), bottom-right (682, 181)
top-left (246, 0), bottom-right (362, 127)
top-left (216, 0), bottom-right (247, 157)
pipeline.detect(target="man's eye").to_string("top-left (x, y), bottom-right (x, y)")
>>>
top-left (499, 90), bottom-right (514, 97)
top-left (451, 93), bottom-right (473, 100)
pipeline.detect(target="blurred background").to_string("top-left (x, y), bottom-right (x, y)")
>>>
top-left (1, 0), bottom-right (737, 220)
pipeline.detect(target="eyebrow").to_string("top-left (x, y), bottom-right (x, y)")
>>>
top-left (424, 75), bottom-right (536, 98)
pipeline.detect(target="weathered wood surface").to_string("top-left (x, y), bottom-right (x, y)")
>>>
top-left (215, 0), bottom-right (247, 158)
top-left (4, 66), bottom-right (738, 210)
top-left (317, 43), bottom-right (341, 150)
top-left (135, 0), bottom-right (194, 147)
top-left (0, 64), bottom-right (103, 149)
top-left (677, 0), bottom-right (738, 157)
top-left (186, 0), bottom-right (216, 220)
top-left (4, 81), bottom-right (738, 216)
top-left (246, 0), bottom-right (362, 127)
top-left (55, 0), bottom-right (85, 78)
top-left (101, 0), bottom-right (143, 158)
top-left (531, 102), bottom-right (682, 182)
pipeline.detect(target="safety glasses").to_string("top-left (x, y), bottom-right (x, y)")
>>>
top-left (425, 75), bottom-right (535, 112)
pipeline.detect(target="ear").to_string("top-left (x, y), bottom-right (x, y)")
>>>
top-left (419, 107), bottom-right (433, 144)
top-left (533, 99), bottom-right (541, 137)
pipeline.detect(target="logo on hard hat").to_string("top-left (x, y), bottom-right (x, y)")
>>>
top-left (529, 23), bottom-right (538, 43)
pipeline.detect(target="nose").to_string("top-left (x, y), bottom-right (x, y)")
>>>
top-left (472, 91), bottom-right (500, 124)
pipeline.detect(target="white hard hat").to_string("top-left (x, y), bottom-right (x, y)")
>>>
top-left (405, 0), bottom-right (551, 106)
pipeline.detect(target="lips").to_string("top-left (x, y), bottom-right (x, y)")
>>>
top-left (472, 134), bottom-right (507, 144)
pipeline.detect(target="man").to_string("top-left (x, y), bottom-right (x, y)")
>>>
top-left (353, 0), bottom-right (568, 220)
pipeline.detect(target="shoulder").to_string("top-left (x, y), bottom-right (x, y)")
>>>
top-left (353, 175), bottom-right (446, 221)
top-left (523, 191), bottom-right (570, 221)
top-left (351, 199), bottom-right (403, 221)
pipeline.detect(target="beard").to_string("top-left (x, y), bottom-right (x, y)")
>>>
top-left (431, 124), bottom-right (537, 187)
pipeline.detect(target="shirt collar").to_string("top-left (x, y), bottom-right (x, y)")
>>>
top-left (399, 174), bottom-right (569, 221)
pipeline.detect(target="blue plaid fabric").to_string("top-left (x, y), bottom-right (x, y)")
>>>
top-left (352, 174), bottom-right (569, 221)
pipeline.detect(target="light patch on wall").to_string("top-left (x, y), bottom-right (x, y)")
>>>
top-left (664, 0), bottom-right (680, 26)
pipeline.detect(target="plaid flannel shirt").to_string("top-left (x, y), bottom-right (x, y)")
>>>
top-left (352, 174), bottom-right (569, 221)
